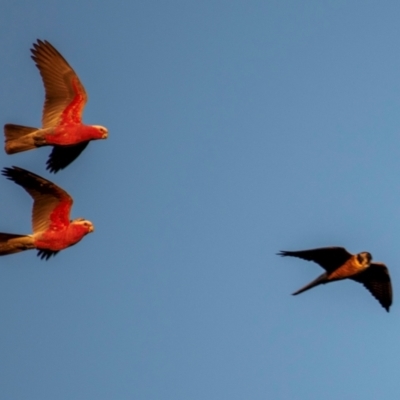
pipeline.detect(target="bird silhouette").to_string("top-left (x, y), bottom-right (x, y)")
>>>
top-left (278, 246), bottom-right (392, 312)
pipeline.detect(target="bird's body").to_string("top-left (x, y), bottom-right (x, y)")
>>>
top-left (5, 124), bottom-right (105, 151)
top-left (4, 39), bottom-right (108, 172)
top-left (278, 247), bottom-right (392, 311)
top-left (0, 166), bottom-right (94, 259)
top-left (33, 219), bottom-right (93, 252)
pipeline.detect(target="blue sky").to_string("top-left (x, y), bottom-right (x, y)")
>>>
top-left (0, 1), bottom-right (400, 398)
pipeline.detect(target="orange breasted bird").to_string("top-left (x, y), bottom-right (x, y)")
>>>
top-left (278, 247), bottom-right (392, 312)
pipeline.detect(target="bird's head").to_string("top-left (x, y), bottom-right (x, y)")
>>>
top-left (357, 251), bottom-right (372, 267)
top-left (93, 125), bottom-right (108, 139)
top-left (72, 218), bottom-right (94, 234)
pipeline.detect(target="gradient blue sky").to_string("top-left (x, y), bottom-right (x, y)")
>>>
top-left (0, 1), bottom-right (399, 399)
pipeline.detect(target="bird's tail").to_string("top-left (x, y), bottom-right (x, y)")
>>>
top-left (4, 124), bottom-right (39, 154)
top-left (0, 233), bottom-right (34, 256)
top-left (292, 273), bottom-right (328, 296)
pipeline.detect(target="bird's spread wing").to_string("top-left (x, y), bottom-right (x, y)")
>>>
top-left (46, 142), bottom-right (89, 173)
top-left (2, 166), bottom-right (73, 234)
top-left (351, 262), bottom-right (392, 312)
top-left (31, 39), bottom-right (87, 128)
top-left (278, 247), bottom-right (353, 273)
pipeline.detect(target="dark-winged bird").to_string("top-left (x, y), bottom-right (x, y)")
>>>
top-left (278, 247), bottom-right (392, 312)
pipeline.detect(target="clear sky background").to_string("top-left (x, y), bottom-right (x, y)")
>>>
top-left (0, 1), bottom-right (399, 399)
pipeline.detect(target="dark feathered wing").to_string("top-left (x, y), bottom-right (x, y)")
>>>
top-left (278, 247), bottom-right (353, 273)
top-left (31, 39), bottom-right (87, 128)
top-left (351, 262), bottom-right (392, 312)
top-left (37, 249), bottom-right (59, 260)
top-left (46, 142), bottom-right (89, 173)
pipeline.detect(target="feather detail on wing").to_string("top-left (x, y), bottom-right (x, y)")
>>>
top-left (31, 39), bottom-right (87, 128)
top-left (2, 166), bottom-right (73, 234)
top-left (351, 262), bottom-right (393, 312)
top-left (46, 142), bottom-right (89, 173)
top-left (278, 247), bottom-right (353, 273)
top-left (37, 249), bottom-right (59, 260)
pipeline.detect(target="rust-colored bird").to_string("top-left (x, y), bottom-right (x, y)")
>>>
top-left (278, 247), bottom-right (392, 312)
top-left (0, 166), bottom-right (94, 259)
top-left (4, 39), bottom-right (108, 173)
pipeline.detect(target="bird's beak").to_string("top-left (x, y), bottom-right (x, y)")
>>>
top-left (89, 225), bottom-right (94, 233)
top-left (102, 131), bottom-right (108, 139)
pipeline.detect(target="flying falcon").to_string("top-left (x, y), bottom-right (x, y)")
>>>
top-left (278, 247), bottom-right (392, 312)
top-left (4, 39), bottom-right (108, 173)
top-left (0, 166), bottom-right (94, 259)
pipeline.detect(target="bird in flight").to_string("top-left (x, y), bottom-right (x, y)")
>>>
top-left (0, 166), bottom-right (94, 259)
top-left (4, 39), bottom-right (108, 173)
top-left (278, 246), bottom-right (392, 312)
